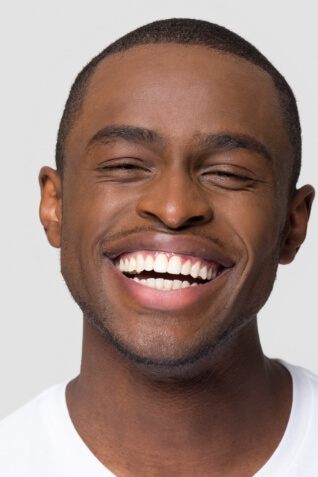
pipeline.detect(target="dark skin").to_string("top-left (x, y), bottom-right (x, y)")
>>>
top-left (39, 44), bottom-right (314, 476)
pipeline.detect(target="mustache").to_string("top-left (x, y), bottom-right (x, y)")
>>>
top-left (101, 225), bottom-right (224, 248)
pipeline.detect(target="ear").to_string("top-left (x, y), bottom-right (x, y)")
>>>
top-left (279, 184), bottom-right (315, 265)
top-left (39, 167), bottom-right (62, 248)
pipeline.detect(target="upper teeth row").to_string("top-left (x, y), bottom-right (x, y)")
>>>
top-left (115, 253), bottom-right (217, 280)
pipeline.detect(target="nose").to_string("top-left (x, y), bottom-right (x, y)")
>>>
top-left (136, 170), bottom-right (213, 230)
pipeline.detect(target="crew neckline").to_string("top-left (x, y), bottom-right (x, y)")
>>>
top-left (53, 361), bottom-right (312, 476)
top-left (254, 360), bottom-right (312, 476)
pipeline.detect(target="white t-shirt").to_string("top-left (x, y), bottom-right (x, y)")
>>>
top-left (0, 361), bottom-right (317, 476)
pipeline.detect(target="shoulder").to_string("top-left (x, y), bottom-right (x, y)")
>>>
top-left (0, 383), bottom-right (67, 475)
top-left (282, 360), bottom-right (318, 414)
top-left (283, 361), bottom-right (318, 460)
top-left (282, 360), bottom-right (318, 393)
top-left (0, 383), bottom-right (65, 437)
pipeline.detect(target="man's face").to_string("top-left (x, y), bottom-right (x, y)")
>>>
top-left (48, 45), bottom-right (297, 368)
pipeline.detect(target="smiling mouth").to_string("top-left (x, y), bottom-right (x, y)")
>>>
top-left (114, 250), bottom-right (226, 291)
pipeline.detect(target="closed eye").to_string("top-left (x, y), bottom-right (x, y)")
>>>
top-left (200, 168), bottom-right (258, 190)
top-left (101, 163), bottom-right (143, 170)
top-left (96, 159), bottom-right (153, 183)
top-left (202, 171), bottom-right (251, 180)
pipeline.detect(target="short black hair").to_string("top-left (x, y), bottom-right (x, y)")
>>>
top-left (56, 18), bottom-right (301, 190)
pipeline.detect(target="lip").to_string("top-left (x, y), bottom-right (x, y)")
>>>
top-left (102, 231), bottom-right (235, 268)
top-left (108, 259), bottom-right (232, 311)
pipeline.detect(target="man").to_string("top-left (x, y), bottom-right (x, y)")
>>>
top-left (0, 17), bottom-right (316, 476)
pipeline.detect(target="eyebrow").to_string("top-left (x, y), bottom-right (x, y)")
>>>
top-left (87, 124), bottom-right (272, 162)
top-left (87, 125), bottom-right (164, 148)
top-left (196, 133), bottom-right (272, 162)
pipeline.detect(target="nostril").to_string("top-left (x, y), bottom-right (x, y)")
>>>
top-left (139, 212), bottom-right (212, 231)
top-left (137, 189), bottom-right (213, 229)
top-left (187, 215), bottom-right (207, 224)
top-left (180, 213), bottom-right (213, 229)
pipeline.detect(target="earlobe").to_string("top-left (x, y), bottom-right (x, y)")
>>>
top-left (279, 184), bottom-right (315, 265)
top-left (39, 166), bottom-right (62, 248)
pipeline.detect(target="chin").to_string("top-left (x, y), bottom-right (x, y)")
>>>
top-left (84, 305), bottom-right (248, 382)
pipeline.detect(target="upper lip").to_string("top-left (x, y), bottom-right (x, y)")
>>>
top-left (102, 232), bottom-right (235, 268)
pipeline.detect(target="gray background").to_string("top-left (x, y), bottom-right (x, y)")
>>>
top-left (1, 0), bottom-right (317, 419)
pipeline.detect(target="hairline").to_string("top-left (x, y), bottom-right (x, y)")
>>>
top-left (57, 39), bottom-right (301, 195)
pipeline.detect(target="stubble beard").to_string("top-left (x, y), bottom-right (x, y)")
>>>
top-left (73, 293), bottom-right (256, 378)
top-left (60, 237), bottom-right (280, 380)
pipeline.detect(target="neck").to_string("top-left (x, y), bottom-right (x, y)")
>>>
top-left (66, 318), bottom-right (291, 477)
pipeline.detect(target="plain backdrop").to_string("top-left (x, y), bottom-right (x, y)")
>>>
top-left (0, 0), bottom-right (317, 419)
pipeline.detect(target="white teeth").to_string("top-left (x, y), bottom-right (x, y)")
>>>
top-left (181, 260), bottom-right (191, 275)
top-left (172, 279), bottom-right (182, 289)
top-left (199, 265), bottom-right (208, 280)
top-left (116, 252), bottom-right (219, 284)
top-left (144, 255), bottom-right (154, 271)
top-left (182, 281), bottom-right (190, 288)
top-left (190, 261), bottom-right (200, 279)
top-left (145, 277), bottom-right (156, 288)
top-left (128, 257), bottom-right (136, 272)
top-left (154, 254), bottom-right (169, 273)
top-left (167, 255), bottom-right (182, 274)
top-left (131, 277), bottom-right (193, 291)
top-left (164, 279), bottom-right (173, 290)
top-left (136, 254), bottom-right (144, 273)
top-left (155, 278), bottom-right (164, 290)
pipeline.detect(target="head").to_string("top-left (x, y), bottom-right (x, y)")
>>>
top-left (39, 19), bottom-right (314, 377)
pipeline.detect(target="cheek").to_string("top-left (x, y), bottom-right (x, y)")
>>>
top-left (60, 180), bottom-right (142, 296)
top-left (215, 194), bottom-right (282, 318)
top-left (62, 179), bottom-right (137, 240)
top-left (221, 192), bottom-right (282, 261)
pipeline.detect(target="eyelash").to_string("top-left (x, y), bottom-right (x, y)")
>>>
top-left (202, 170), bottom-right (251, 180)
top-left (102, 163), bottom-right (142, 170)
top-left (102, 164), bottom-right (248, 174)
top-left (98, 162), bottom-right (254, 189)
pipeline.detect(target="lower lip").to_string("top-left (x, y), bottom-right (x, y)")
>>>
top-left (108, 261), bottom-right (231, 312)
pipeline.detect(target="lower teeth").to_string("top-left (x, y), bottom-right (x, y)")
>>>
top-left (132, 277), bottom-right (198, 290)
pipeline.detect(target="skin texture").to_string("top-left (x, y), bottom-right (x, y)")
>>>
top-left (39, 44), bottom-right (314, 476)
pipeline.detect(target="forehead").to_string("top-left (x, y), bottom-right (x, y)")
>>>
top-left (68, 44), bottom-right (291, 174)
